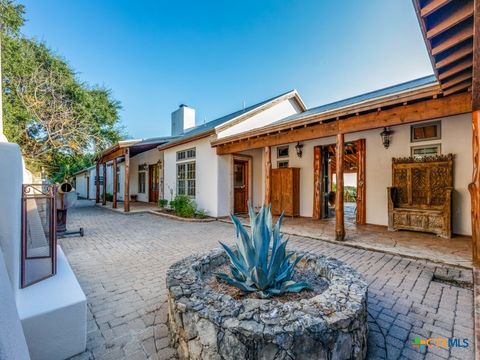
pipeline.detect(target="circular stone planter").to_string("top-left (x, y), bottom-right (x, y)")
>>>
top-left (166, 249), bottom-right (368, 360)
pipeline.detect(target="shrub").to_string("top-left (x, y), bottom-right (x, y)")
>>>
top-left (216, 204), bottom-right (311, 298)
top-left (170, 195), bottom-right (196, 218)
top-left (105, 192), bottom-right (113, 202)
top-left (195, 209), bottom-right (207, 219)
top-left (158, 199), bottom-right (168, 208)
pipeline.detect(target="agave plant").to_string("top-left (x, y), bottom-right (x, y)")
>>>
top-left (216, 204), bottom-right (311, 298)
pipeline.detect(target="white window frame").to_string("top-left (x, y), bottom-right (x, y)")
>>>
top-left (277, 160), bottom-right (289, 168)
top-left (176, 161), bottom-right (196, 197)
top-left (411, 144), bottom-right (442, 158)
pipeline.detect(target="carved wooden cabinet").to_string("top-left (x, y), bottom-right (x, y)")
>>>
top-left (387, 154), bottom-right (453, 238)
top-left (271, 168), bottom-right (300, 216)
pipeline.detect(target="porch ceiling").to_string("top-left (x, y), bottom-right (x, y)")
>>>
top-left (413, 0), bottom-right (475, 96)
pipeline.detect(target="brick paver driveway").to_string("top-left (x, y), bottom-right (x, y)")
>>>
top-left (65, 202), bottom-right (474, 360)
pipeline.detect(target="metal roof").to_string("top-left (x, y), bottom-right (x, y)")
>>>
top-left (271, 75), bottom-right (437, 127)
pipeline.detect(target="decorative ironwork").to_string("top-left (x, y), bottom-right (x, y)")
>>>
top-left (21, 184), bottom-right (57, 288)
top-left (392, 153), bottom-right (454, 164)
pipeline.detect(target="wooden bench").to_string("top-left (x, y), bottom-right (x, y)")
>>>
top-left (387, 154), bottom-right (453, 238)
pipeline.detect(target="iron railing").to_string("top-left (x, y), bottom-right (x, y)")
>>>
top-left (21, 184), bottom-right (57, 288)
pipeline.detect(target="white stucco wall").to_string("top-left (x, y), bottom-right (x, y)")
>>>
top-left (163, 136), bottom-right (220, 216)
top-left (0, 248), bottom-right (30, 360)
top-left (0, 143), bottom-right (30, 360)
top-left (75, 172), bottom-right (89, 199)
top-left (217, 98), bottom-right (303, 139)
top-left (0, 142), bottom-right (23, 294)
top-left (257, 113), bottom-right (472, 235)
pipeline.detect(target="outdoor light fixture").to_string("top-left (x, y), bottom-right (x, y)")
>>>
top-left (295, 142), bottom-right (304, 158)
top-left (380, 127), bottom-right (393, 149)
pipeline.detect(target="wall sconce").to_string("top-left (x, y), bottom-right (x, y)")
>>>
top-left (295, 142), bottom-right (304, 158)
top-left (380, 127), bottom-right (393, 149)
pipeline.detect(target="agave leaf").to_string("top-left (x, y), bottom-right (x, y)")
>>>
top-left (229, 215), bottom-right (256, 268)
top-left (215, 272), bottom-right (257, 292)
top-left (248, 201), bottom-right (257, 230)
top-left (252, 207), bottom-right (270, 269)
top-left (282, 281), bottom-right (312, 293)
top-left (275, 253), bottom-right (304, 283)
top-left (271, 213), bottom-right (284, 256)
top-left (219, 242), bottom-right (249, 277)
top-left (230, 266), bottom-right (245, 282)
top-left (265, 204), bottom-right (273, 232)
top-left (267, 240), bottom-right (288, 282)
top-left (251, 266), bottom-right (269, 290)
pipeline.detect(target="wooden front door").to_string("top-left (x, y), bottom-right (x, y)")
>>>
top-left (149, 164), bottom-right (159, 203)
top-left (233, 160), bottom-right (248, 214)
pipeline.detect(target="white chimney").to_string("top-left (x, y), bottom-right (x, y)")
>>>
top-left (171, 104), bottom-right (195, 136)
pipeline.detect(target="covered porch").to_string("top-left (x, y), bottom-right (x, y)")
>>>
top-left (213, 82), bottom-right (478, 265)
top-left (95, 138), bottom-right (171, 212)
top-left (222, 203), bottom-right (472, 268)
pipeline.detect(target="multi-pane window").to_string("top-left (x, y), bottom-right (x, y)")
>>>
top-left (176, 148), bottom-right (196, 197)
top-left (411, 144), bottom-right (441, 158)
top-left (177, 162), bottom-right (196, 196)
top-left (277, 160), bottom-right (289, 168)
top-left (176, 148), bottom-right (196, 161)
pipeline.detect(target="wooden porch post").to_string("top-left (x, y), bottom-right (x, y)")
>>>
top-left (356, 139), bottom-right (366, 224)
top-left (313, 146), bottom-right (322, 220)
top-left (112, 158), bottom-right (117, 209)
top-left (471, 0), bottom-right (480, 265)
top-left (102, 162), bottom-right (107, 206)
top-left (264, 146), bottom-right (272, 206)
top-left (471, 110), bottom-right (480, 265)
top-left (335, 134), bottom-right (345, 241)
top-left (95, 162), bottom-right (100, 203)
top-left (124, 148), bottom-right (130, 213)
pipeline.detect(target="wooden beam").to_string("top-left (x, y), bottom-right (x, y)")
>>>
top-left (102, 162), bottom-right (107, 206)
top-left (443, 80), bottom-right (471, 96)
top-left (472, 0), bottom-right (480, 110)
top-left (95, 162), bottom-right (100, 203)
top-left (312, 146), bottom-right (321, 220)
top-left (99, 147), bottom-right (126, 164)
top-left (264, 146), bottom-right (271, 206)
top-left (356, 139), bottom-right (366, 225)
top-left (112, 158), bottom-right (117, 209)
top-left (420, 0), bottom-right (451, 17)
top-left (436, 42), bottom-right (473, 69)
top-left (124, 148), bottom-right (130, 213)
top-left (441, 71), bottom-right (472, 89)
top-left (438, 58), bottom-right (473, 80)
top-left (432, 25), bottom-right (474, 56)
top-left (426, 1), bottom-right (473, 39)
top-left (470, 110), bottom-right (480, 265)
top-left (214, 92), bottom-right (471, 154)
top-left (335, 134), bottom-right (345, 241)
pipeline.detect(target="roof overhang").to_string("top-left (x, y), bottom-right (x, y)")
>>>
top-left (213, 90), bottom-right (307, 134)
top-left (212, 91), bottom-right (471, 154)
top-left (211, 80), bottom-right (443, 148)
top-left (412, 0), bottom-right (475, 97)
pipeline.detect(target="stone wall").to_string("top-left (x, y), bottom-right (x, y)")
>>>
top-left (167, 249), bottom-right (368, 360)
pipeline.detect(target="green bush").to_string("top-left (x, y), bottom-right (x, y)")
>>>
top-left (158, 199), bottom-right (168, 208)
top-left (195, 209), bottom-right (207, 219)
top-left (105, 192), bottom-right (113, 202)
top-left (170, 195), bottom-right (196, 218)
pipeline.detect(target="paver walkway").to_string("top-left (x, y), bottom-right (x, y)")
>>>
top-left (65, 202), bottom-right (474, 360)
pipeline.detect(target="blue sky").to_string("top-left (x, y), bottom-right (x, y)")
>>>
top-left (21, 0), bottom-right (434, 139)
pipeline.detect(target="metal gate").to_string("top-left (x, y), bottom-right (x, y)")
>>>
top-left (21, 184), bottom-right (57, 288)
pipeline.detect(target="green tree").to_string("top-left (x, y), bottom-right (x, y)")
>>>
top-left (1, 0), bottom-right (123, 181)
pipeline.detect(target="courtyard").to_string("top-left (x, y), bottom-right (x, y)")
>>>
top-left (64, 202), bottom-right (474, 360)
